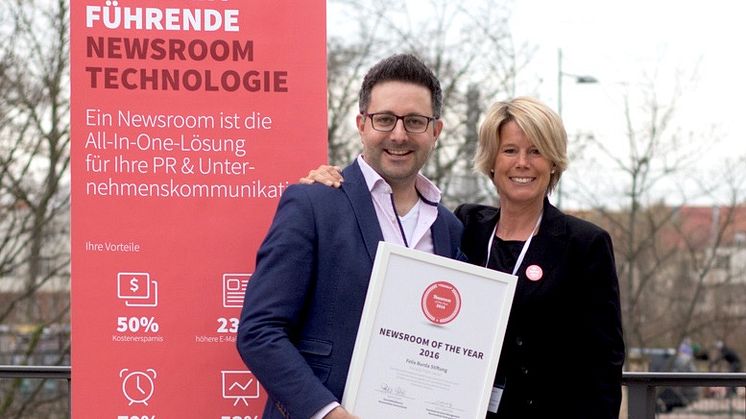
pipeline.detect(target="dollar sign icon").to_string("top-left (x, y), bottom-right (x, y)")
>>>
top-left (130, 278), bottom-right (140, 293)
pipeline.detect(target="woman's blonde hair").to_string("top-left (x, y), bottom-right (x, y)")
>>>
top-left (474, 96), bottom-right (568, 195)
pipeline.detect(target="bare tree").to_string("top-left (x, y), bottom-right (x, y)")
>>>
top-left (0, 0), bottom-right (70, 417)
top-left (569, 70), bottom-right (746, 359)
top-left (327, 0), bottom-right (534, 207)
top-left (669, 161), bottom-right (746, 353)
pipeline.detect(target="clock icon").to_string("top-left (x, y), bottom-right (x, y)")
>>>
top-left (119, 368), bottom-right (157, 406)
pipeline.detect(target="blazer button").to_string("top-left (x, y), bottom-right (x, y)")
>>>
top-left (526, 399), bottom-right (534, 407)
top-left (521, 366), bottom-right (529, 375)
top-left (515, 337), bottom-right (524, 346)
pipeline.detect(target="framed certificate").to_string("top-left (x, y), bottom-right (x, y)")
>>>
top-left (342, 242), bottom-right (517, 418)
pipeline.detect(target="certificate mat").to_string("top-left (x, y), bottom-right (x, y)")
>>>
top-left (343, 242), bottom-right (517, 418)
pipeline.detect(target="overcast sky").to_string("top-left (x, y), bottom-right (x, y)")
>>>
top-left (511, 0), bottom-right (745, 139)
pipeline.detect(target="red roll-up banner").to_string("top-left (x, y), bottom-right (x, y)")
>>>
top-left (70, 1), bottom-right (326, 417)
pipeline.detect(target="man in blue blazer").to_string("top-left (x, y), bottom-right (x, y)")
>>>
top-left (237, 54), bottom-right (463, 419)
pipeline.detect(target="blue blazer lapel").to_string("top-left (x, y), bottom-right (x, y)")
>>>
top-left (431, 207), bottom-right (452, 257)
top-left (341, 161), bottom-right (384, 262)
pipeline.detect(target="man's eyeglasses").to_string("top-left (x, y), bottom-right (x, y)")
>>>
top-left (362, 112), bottom-right (436, 133)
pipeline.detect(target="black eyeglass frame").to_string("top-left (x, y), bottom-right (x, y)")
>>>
top-left (361, 112), bottom-right (437, 133)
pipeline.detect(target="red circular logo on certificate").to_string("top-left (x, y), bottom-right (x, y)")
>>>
top-left (421, 281), bottom-right (461, 324)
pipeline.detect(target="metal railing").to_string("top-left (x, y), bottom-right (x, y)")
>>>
top-left (0, 365), bottom-right (71, 418)
top-left (0, 365), bottom-right (71, 380)
top-left (1, 366), bottom-right (745, 419)
top-left (623, 372), bottom-right (746, 418)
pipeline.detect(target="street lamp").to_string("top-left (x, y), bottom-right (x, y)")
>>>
top-left (556, 48), bottom-right (598, 210)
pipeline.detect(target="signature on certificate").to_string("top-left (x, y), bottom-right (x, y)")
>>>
top-left (380, 383), bottom-right (407, 397)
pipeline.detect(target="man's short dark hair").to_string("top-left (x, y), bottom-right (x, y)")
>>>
top-left (358, 54), bottom-right (443, 118)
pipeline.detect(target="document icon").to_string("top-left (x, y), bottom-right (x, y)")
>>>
top-left (223, 273), bottom-right (251, 308)
top-left (117, 272), bottom-right (159, 307)
top-left (221, 370), bottom-right (260, 406)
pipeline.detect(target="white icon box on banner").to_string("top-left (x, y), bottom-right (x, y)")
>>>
top-left (119, 368), bottom-right (157, 406)
top-left (222, 273), bottom-right (251, 308)
top-left (221, 370), bottom-right (260, 406)
top-left (117, 272), bottom-right (159, 307)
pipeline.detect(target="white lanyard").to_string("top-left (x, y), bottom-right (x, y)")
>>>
top-left (484, 212), bottom-right (543, 276)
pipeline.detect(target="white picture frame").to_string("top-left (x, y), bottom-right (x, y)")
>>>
top-left (342, 242), bottom-right (517, 418)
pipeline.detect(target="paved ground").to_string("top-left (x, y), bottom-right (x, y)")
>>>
top-left (657, 395), bottom-right (745, 418)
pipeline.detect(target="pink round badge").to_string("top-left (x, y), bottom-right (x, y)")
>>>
top-left (526, 265), bottom-right (543, 281)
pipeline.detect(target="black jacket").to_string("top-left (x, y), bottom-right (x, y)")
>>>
top-left (455, 198), bottom-right (625, 419)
